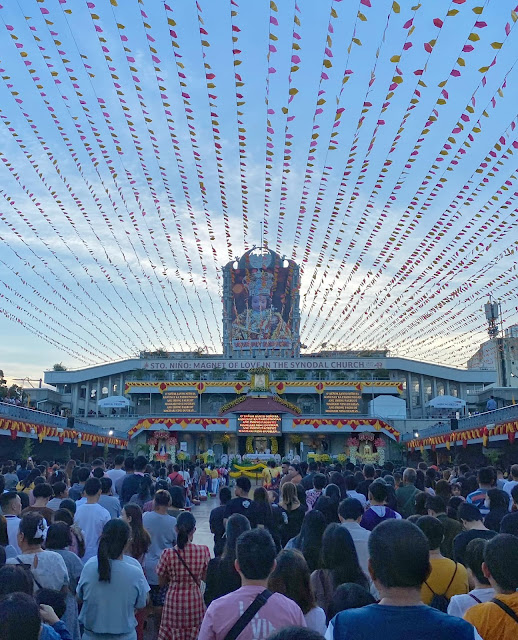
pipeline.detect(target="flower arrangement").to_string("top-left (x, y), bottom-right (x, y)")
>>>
top-left (270, 437), bottom-right (278, 454)
top-left (337, 453), bottom-right (347, 463)
top-left (374, 437), bottom-right (385, 448)
top-left (290, 434), bottom-right (302, 445)
top-left (246, 436), bottom-right (253, 454)
top-left (346, 437), bottom-right (360, 448)
top-left (222, 433), bottom-right (231, 444)
top-left (273, 395), bottom-right (302, 414)
top-left (248, 366), bottom-right (271, 374)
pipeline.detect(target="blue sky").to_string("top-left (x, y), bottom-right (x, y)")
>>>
top-left (1, 0), bottom-right (517, 382)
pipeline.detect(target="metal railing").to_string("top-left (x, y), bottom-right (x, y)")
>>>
top-left (0, 402), bottom-right (66, 428)
top-left (0, 403), bottom-right (127, 439)
top-left (458, 404), bottom-right (518, 429)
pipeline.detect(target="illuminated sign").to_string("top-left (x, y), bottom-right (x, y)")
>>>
top-left (162, 391), bottom-right (197, 413)
top-left (238, 414), bottom-right (281, 434)
top-left (323, 391), bottom-right (361, 414)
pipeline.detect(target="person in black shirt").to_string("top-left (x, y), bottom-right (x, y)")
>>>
top-left (224, 476), bottom-right (257, 528)
top-left (209, 486), bottom-right (232, 556)
top-left (301, 462), bottom-right (318, 491)
top-left (453, 503), bottom-right (496, 565)
top-left (119, 456), bottom-right (147, 506)
top-left (356, 465), bottom-right (375, 499)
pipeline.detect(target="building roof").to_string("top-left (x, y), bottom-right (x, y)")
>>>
top-left (220, 395), bottom-right (300, 416)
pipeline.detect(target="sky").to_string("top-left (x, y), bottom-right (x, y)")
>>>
top-left (0, 0), bottom-right (517, 383)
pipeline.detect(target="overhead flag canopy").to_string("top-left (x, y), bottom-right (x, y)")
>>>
top-left (0, 0), bottom-right (517, 368)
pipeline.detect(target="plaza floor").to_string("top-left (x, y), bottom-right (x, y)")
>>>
top-left (191, 494), bottom-right (219, 552)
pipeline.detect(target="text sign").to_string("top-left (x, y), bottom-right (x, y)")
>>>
top-left (162, 391), bottom-right (197, 413)
top-left (238, 414), bottom-right (281, 435)
top-left (323, 391), bottom-right (361, 414)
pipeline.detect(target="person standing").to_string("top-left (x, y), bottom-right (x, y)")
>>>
top-left (447, 539), bottom-right (494, 619)
top-left (209, 486), bottom-right (232, 556)
top-left (395, 468), bottom-right (421, 519)
top-left (453, 504), bottom-right (497, 566)
top-left (21, 483), bottom-right (54, 524)
top-left (45, 522), bottom-right (83, 640)
top-left (156, 511), bottom-right (210, 640)
top-left (0, 493), bottom-right (21, 553)
top-left (279, 482), bottom-right (306, 547)
top-left (199, 528), bottom-right (306, 640)
top-left (416, 516), bottom-right (468, 608)
top-left (361, 481), bottom-right (401, 531)
top-left (356, 466), bottom-right (375, 499)
top-left (97, 477), bottom-right (121, 520)
top-left (326, 520), bottom-right (481, 640)
top-left (105, 455), bottom-right (126, 497)
top-left (68, 468), bottom-right (90, 502)
top-left (224, 476), bottom-right (257, 528)
top-left (120, 456), bottom-right (147, 507)
top-left (7, 513), bottom-right (69, 593)
top-left (466, 468), bottom-right (494, 517)
top-left (502, 464), bottom-right (518, 506)
top-left (338, 499), bottom-right (371, 579)
top-left (74, 478), bottom-right (110, 562)
top-left (426, 495), bottom-right (462, 559)
top-left (464, 534), bottom-right (518, 640)
top-left (142, 490), bottom-right (177, 623)
top-left (486, 396), bottom-right (497, 411)
top-left (77, 519), bottom-right (149, 640)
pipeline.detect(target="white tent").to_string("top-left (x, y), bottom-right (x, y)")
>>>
top-left (426, 395), bottom-right (466, 409)
top-left (97, 395), bottom-right (134, 409)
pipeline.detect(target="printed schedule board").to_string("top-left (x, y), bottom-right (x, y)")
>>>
top-left (238, 414), bottom-right (281, 435)
top-left (162, 391), bottom-right (198, 413)
top-left (323, 391), bottom-right (361, 414)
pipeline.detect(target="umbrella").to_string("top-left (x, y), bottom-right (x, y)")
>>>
top-left (425, 395), bottom-right (466, 409)
top-left (97, 395), bottom-right (134, 409)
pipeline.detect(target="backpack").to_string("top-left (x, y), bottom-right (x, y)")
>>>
top-left (426, 563), bottom-right (458, 612)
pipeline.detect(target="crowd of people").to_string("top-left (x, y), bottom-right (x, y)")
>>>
top-left (0, 454), bottom-right (517, 640)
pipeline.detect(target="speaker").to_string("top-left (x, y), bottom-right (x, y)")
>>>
top-left (450, 418), bottom-right (458, 431)
top-left (66, 417), bottom-right (75, 429)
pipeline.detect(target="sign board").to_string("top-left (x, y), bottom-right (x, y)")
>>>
top-left (323, 391), bottom-right (361, 414)
top-left (180, 441), bottom-right (187, 452)
top-left (237, 414), bottom-right (281, 435)
top-left (162, 391), bottom-right (197, 413)
top-left (142, 358), bottom-right (385, 371)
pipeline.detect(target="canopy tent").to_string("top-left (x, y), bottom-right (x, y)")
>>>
top-left (426, 395), bottom-right (466, 410)
top-left (97, 395), bottom-right (134, 409)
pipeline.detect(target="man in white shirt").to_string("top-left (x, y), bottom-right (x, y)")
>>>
top-left (0, 492), bottom-right (22, 554)
top-left (503, 464), bottom-right (518, 509)
top-left (345, 475), bottom-right (367, 509)
top-left (105, 455), bottom-right (126, 497)
top-left (74, 477), bottom-right (110, 562)
top-left (339, 498), bottom-right (371, 577)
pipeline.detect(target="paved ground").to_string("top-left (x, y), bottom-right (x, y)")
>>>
top-left (191, 494), bottom-right (218, 552)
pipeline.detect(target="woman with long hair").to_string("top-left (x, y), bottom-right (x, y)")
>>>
top-left (484, 488), bottom-right (510, 532)
top-left (279, 482), bottom-right (306, 547)
top-left (285, 509), bottom-right (327, 572)
top-left (329, 472), bottom-right (347, 501)
top-left (204, 513), bottom-right (250, 606)
top-left (310, 523), bottom-right (370, 615)
top-left (121, 503), bottom-right (151, 566)
top-left (157, 511), bottom-right (210, 640)
top-left (77, 519), bottom-right (149, 640)
top-left (269, 549), bottom-right (326, 635)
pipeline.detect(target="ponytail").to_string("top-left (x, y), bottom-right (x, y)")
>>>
top-left (97, 519), bottom-right (130, 582)
top-left (176, 511), bottom-right (196, 550)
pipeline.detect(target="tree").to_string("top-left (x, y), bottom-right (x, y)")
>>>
top-left (0, 371), bottom-right (23, 401)
top-left (53, 363), bottom-right (67, 372)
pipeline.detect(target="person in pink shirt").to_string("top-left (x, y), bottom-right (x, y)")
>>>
top-left (198, 528), bottom-right (306, 640)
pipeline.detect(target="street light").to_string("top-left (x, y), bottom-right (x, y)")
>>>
top-left (414, 431), bottom-right (419, 438)
top-left (108, 429), bottom-right (114, 436)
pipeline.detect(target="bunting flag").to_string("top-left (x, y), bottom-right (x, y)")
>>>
top-left (0, 0), bottom-right (516, 367)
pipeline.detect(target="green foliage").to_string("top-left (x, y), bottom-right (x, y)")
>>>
top-left (235, 370), bottom-right (248, 381)
top-left (22, 437), bottom-right (34, 461)
top-left (295, 370), bottom-right (307, 380)
top-left (132, 369), bottom-right (147, 381)
top-left (53, 363), bottom-right (67, 371)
